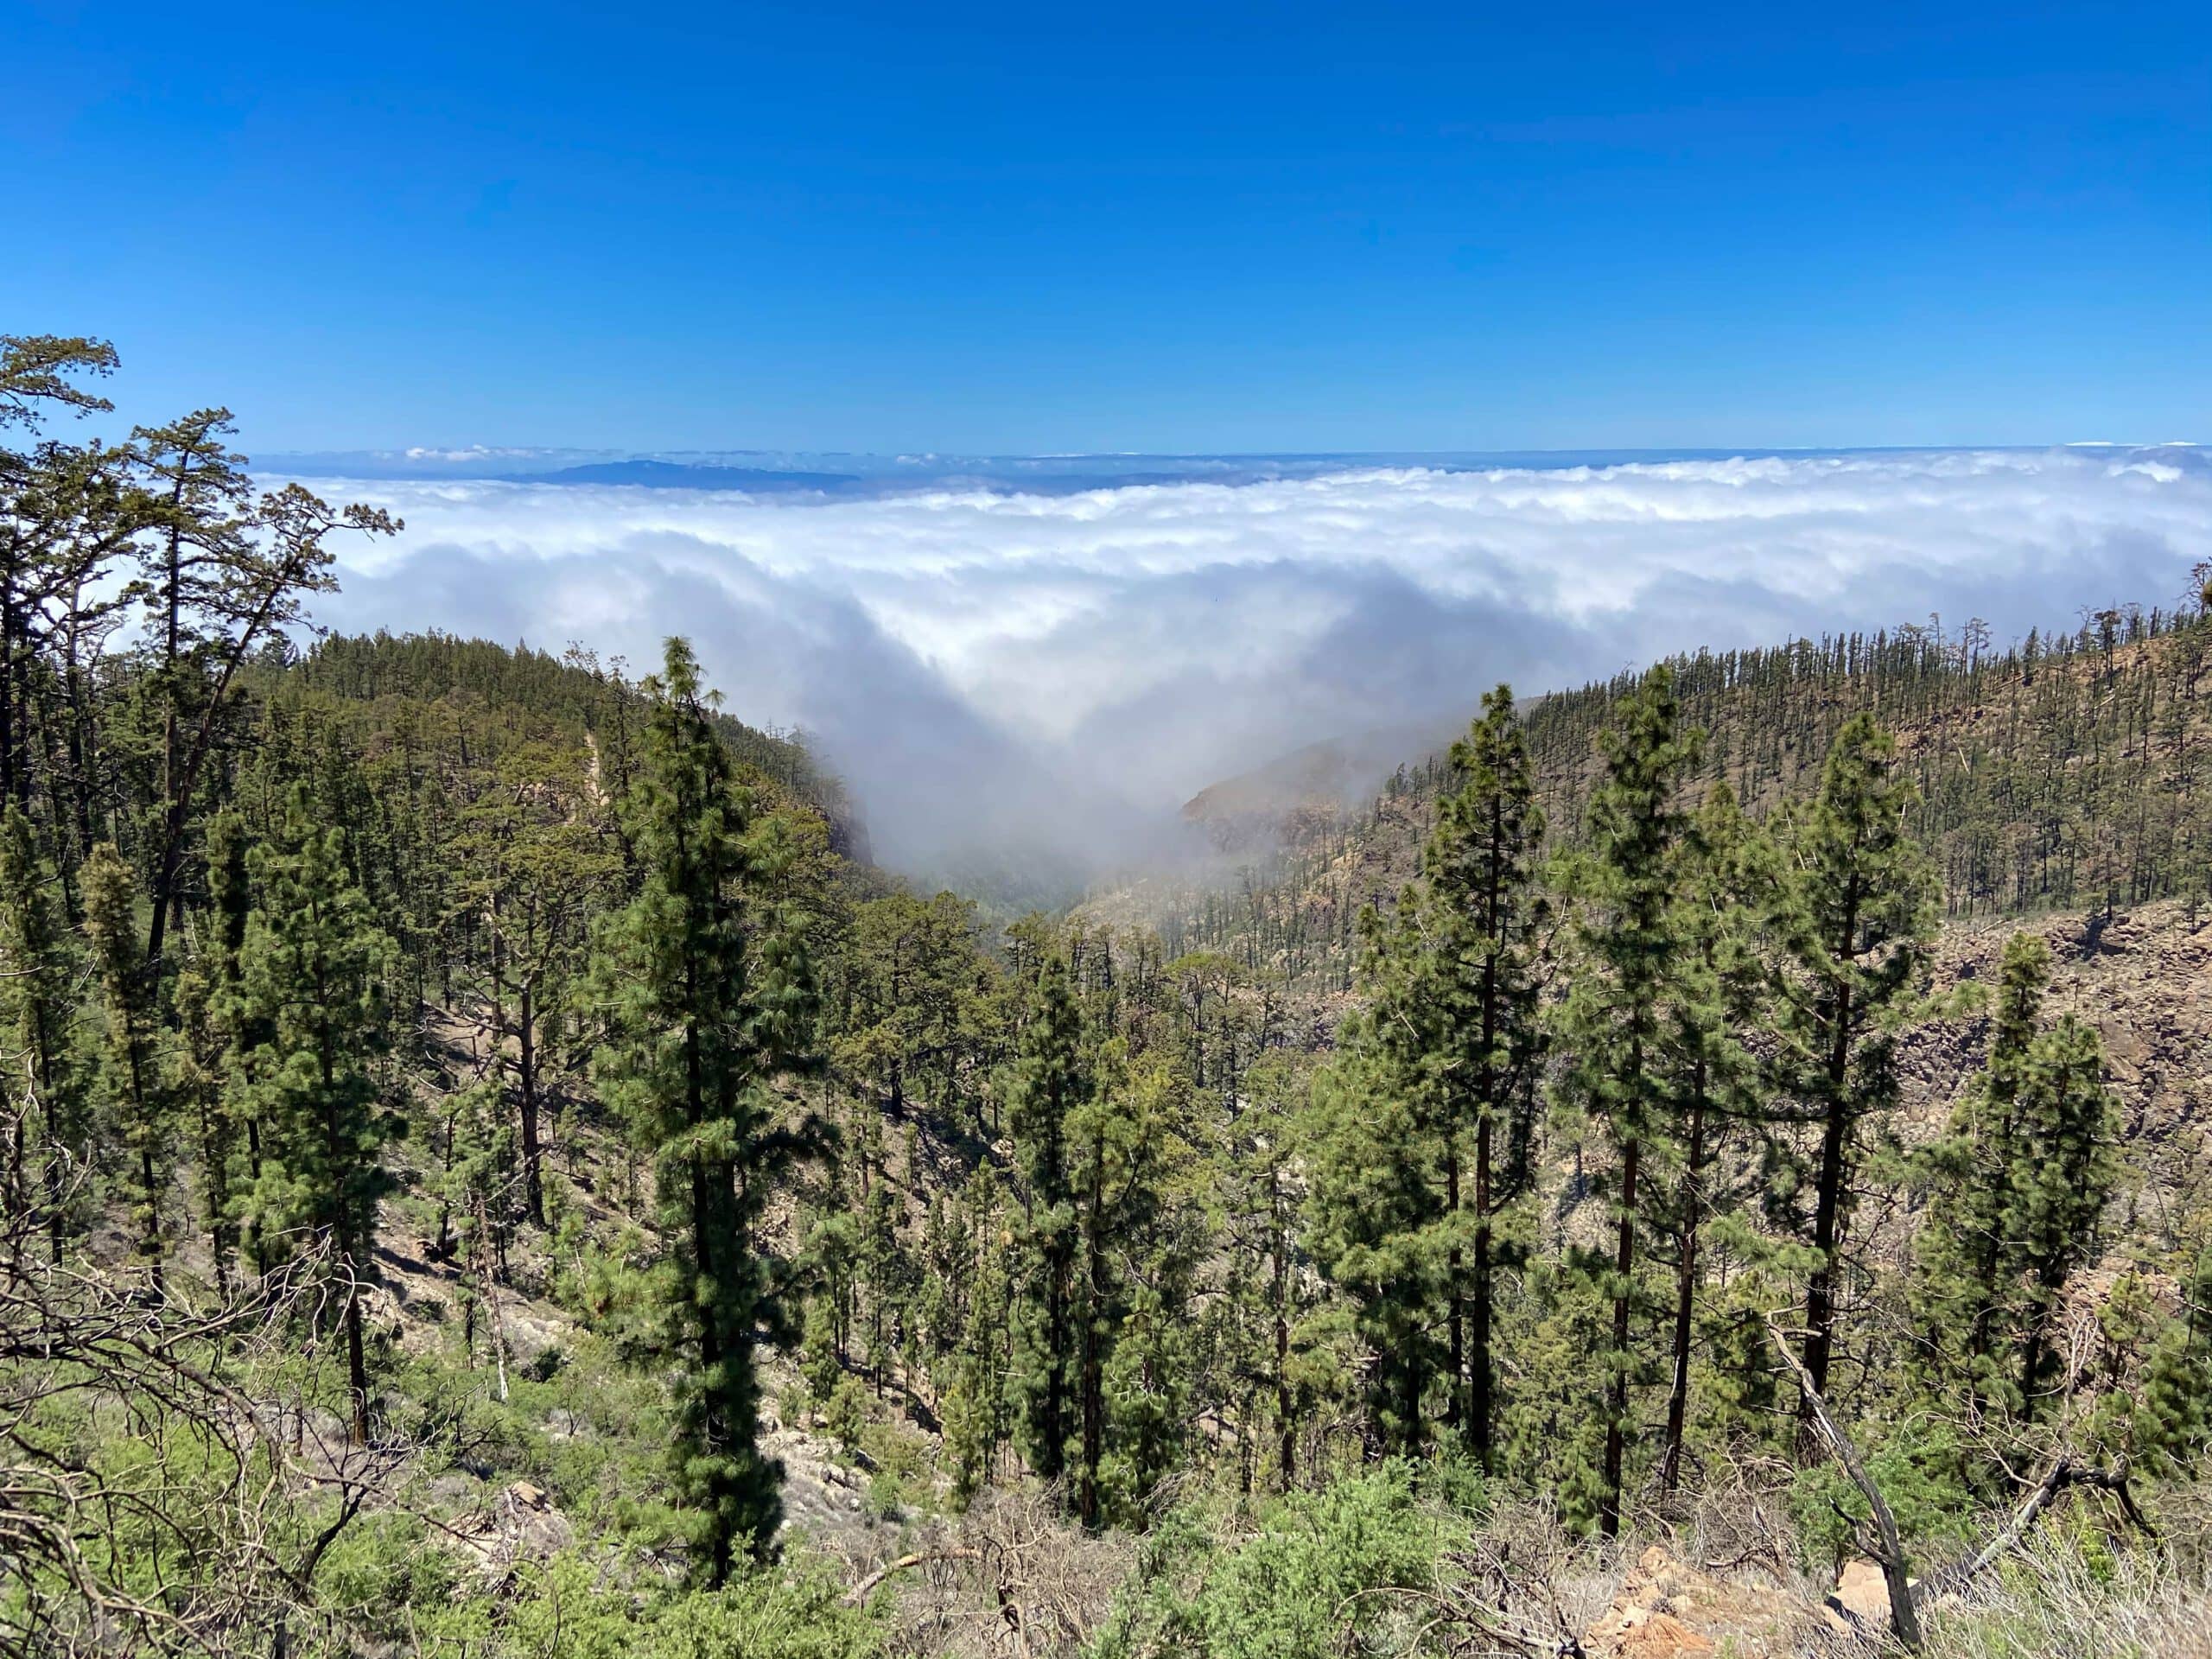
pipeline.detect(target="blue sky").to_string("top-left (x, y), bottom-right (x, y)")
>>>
top-left (6, 0), bottom-right (2208, 453)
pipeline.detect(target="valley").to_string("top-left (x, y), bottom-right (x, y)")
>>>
top-left (6, 334), bottom-right (2212, 1659)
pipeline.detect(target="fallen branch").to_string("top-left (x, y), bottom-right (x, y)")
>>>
top-left (1443, 1536), bottom-right (1590, 1657)
top-left (842, 1546), bottom-right (983, 1606)
top-left (1766, 1318), bottom-right (1925, 1654)
top-left (1924, 1455), bottom-right (2147, 1598)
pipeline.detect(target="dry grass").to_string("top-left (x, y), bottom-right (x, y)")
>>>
top-left (844, 1470), bottom-right (2212, 1658)
top-left (876, 1487), bottom-right (1135, 1658)
top-left (1922, 1535), bottom-right (2212, 1659)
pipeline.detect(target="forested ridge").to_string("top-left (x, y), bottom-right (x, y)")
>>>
top-left (286, 632), bottom-right (851, 836)
top-left (9, 334), bottom-right (2212, 1659)
top-left (1154, 601), bottom-right (2212, 992)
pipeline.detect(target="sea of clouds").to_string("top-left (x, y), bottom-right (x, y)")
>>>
top-left (284, 447), bottom-right (2212, 875)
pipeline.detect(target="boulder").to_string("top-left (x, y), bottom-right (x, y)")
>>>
top-left (1822, 1557), bottom-right (1904, 1642)
top-left (451, 1479), bottom-right (575, 1584)
top-left (1585, 1545), bottom-right (1795, 1657)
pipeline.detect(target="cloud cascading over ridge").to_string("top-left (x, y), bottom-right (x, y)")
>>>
top-left (292, 448), bottom-right (2212, 874)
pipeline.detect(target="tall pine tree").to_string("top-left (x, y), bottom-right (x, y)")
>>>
top-left (1552, 664), bottom-right (1700, 1535)
top-left (1652, 784), bottom-right (1764, 1492)
top-left (1067, 1050), bottom-right (1183, 1528)
top-left (1217, 1052), bottom-right (1311, 1491)
top-left (83, 842), bottom-right (167, 1288)
top-left (2008, 1002), bottom-right (2120, 1416)
top-left (1768, 713), bottom-right (1935, 1409)
top-left (234, 787), bottom-right (397, 1446)
top-left (0, 805), bottom-right (75, 1263)
top-left (1305, 919), bottom-right (1446, 1456)
top-left (1913, 931), bottom-right (2056, 1417)
top-left (1427, 684), bottom-right (1548, 1466)
top-left (594, 637), bottom-right (821, 1582)
top-left (1007, 953), bottom-right (1087, 1490)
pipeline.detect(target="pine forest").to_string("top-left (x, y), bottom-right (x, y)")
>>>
top-left (9, 335), bottom-right (2212, 1657)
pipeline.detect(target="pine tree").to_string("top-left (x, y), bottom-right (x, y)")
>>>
top-left (1551, 664), bottom-right (1700, 1536)
top-left (1308, 690), bottom-right (1547, 1471)
top-left (451, 741), bottom-right (613, 1229)
top-left (0, 369), bottom-right (137, 826)
top-left (234, 787), bottom-right (397, 1446)
top-left (203, 808), bottom-right (263, 1278)
top-left (912, 1189), bottom-right (959, 1381)
top-left (943, 1164), bottom-right (1012, 1509)
top-left (130, 408), bottom-right (253, 956)
top-left (2008, 1009), bottom-right (2121, 1416)
top-left (168, 957), bottom-right (232, 1295)
top-left (82, 842), bottom-right (167, 1288)
top-left (1007, 953), bottom-right (1087, 1490)
top-left (1768, 713), bottom-right (1936, 1409)
top-left (800, 1103), bottom-right (866, 1377)
top-left (593, 637), bottom-right (820, 1583)
top-left (1424, 684), bottom-right (1548, 1467)
top-left (1066, 1052), bottom-right (1183, 1529)
top-left (0, 805), bottom-right (75, 1263)
top-left (2136, 1247), bottom-right (2212, 1478)
top-left (1100, 1271), bottom-right (1192, 1526)
top-left (859, 1160), bottom-right (912, 1395)
top-left (442, 1077), bottom-right (518, 1391)
top-left (1218, 1052), bottom-right (1311, 1491)
top-left (1652, 784), bottom-right (1764, 1492)
top-left (1497, 1255), bottom-right (1611, 1524)
top-left (138, 481), bottom-right (397, 974)
top-left (1913, 931), bottom-right (2054, 1416)
top-left (1304, 939), bottom-right (1445, 1457)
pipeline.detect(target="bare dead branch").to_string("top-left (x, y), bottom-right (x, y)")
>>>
top-left (1766, 1316), bottom-right (1926, 1653)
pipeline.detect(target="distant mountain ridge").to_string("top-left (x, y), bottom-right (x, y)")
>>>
top-left (1178, 720), bottom-right (1460, 852)
top-left (500, 459), bottom-right (861, 492)
top-left (256, 442), bottom-right (2196, 491)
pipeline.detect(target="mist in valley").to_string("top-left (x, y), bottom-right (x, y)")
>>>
top-left (294, 444), bottom-right (2212, 893)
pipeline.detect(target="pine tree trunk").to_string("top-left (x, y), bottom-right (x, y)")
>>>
top-left (1803, 882), bottom-right (1859, 1413)
top-left (1401, 1338), bottom-right (1423, 1458)
top-left (1473, 813), bottom-right (1504, 1470)
top-left (1661, 1086), bottom-right (1706, 1493)
top-left (478, 1193), bottom-right (512, 1403)
top-left (139, 1138), bottom-right (162, 1294)
top-left (346, 1279), bottom-right (370, 1446)
top-left (1042, 1242), bottom-right (1071, 1483)
top-left (201, 1093), bottom-right (233, 1300)
top-left (1445, 1142), bottom-right (1464, 1435)
top-left (1270, 1162), bottom-right (1295, 1490)
top-left (0, 588), bottom-right (18, 814)
top-left (1472, 1115), bottom-right (1495, 1473)
top-left (62, 624), bottom-right (98, 864)
top-left (1078, 1154), bottom-right (1104, 1530)
top-left (1803, 982), bottom-right (1854, 1408)
top-left (5, 1114), bottom-right (20, 1244)
top-left (691, 1151), bottom-right (734, 1586)
top-left (518, 980), bottom-right (544, 1227)
top-left (1601, 1135), bottom-right (1639, 1539)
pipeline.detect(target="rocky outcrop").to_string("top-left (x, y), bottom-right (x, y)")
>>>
top-left (450, 1479), bottom-right (575, 1585)
top-left (1900, 899), bottom-right (2212, 1179)
top-left (1584, 1546), bottom-right (1816, 1657)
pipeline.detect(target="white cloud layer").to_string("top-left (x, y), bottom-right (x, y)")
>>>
top-left (289, 448), bottom-right (2212, 874)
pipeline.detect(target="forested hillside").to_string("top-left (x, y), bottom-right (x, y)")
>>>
top-left (1149, 603), bottom-right (2212, 992)
top-left (10, 333), bottom-right (2212, 1659)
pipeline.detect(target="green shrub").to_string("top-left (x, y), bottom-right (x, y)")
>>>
top-left (493, 1549), bottom-right (887, 1659)
top-left (1788, 1421), bottom-right (1975, 1569)
top-left (1093, 1464), bottom-right (1460, 1659)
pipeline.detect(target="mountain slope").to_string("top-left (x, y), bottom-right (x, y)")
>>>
top-left (1126, 603), bottom-right (2212, 992)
